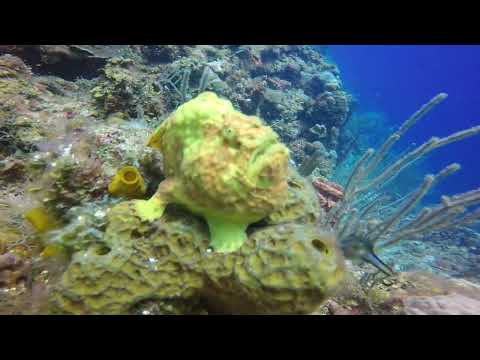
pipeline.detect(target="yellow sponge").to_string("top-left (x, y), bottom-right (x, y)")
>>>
top-left (108, 166), bottom-right (146, 199)
top-left (24, 207), bottom-right (58, 233)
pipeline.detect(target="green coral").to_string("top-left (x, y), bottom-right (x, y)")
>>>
top-left (29, 154), bottom-right (106, 218)
top-left (91, 57), bottom-right (164, 118)
top-left (265, 167), bottom-right (320, 225)
top-left (42, 200), bottom-right (115, 254)
top-left (49, 195), bottom-right (344, 314)
top-left (137, 92), bottom-right (290, 252)
top-left (0, 54), bottom-right (32, 122)
top-left (0, 116), bottom-right (41, 157)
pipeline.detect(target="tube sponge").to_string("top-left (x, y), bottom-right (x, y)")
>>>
top-left (108, 166), bottom-right (146, 199)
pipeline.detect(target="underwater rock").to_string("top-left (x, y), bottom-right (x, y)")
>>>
top-left (28, 149), bottom-right (108, 215)
top-left (91, 57), bottom-right (165, 118)
top-left (0, 53), bottom-right (32, 79)
top-left (404, 293), bottom-right (480, 315)
top-left (47, 164), bottom-right (344, 314)
top-left (0, 157), bottom-right (27, 184)
top-left (0, 45), bottom-right (133, 81)
top-left (140, 45), bottom-right (191, 64)
top-left (303, 90), bottom-right (352, 132)
top-left (35, 75), bottom-right (79, 97)
top-left (0, 56), bottom-right (50, 159)
top-left (265, 167), bottom-right (320, 225)
top-left (313, 265), bottom-right (480, 315)
top-left (41, 201), bottom-right (112, 255)
top-left (0, 54), bottom-right (33, 124)
top-left (383, 272), bottom-right (480, 315)
top-left (298, 141), bottom-right (337, 178)
top-left (41, 199), bottom-right (113, 258)
top-left (49, 200), bottom-right (344, 315)
top-left (0, 248), bottom-right (31, 289)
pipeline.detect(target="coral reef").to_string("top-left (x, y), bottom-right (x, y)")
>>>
top-left (1, 46), bottom-right (354, 168)
top-left (303, 91), bottom-right (351, 132)
top-left (91, 57), bottom-right (165, 118)
top-left (1, 45), bottom-right (480, 315)
top-left (298, 140), bottom-right (337, 178)
top-left (141, 45), bottom-right (353, 164)
top-left (0, 46), bottom-right (354, 314)
top-left (0, 45), bottom-right (134, 80)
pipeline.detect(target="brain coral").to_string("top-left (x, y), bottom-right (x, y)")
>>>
top-left (49, 176), bottom-right (344, 315)
top-left (136, 91), bottom-right (290, 252)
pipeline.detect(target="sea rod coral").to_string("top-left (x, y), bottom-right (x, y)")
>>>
top-left (319, 93), bottom-right (480, 275)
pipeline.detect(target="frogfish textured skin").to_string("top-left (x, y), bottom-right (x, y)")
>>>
top-left (49, 172), bottom-right (345, 315)
top-left (136, 91), bottom-right (290, 252)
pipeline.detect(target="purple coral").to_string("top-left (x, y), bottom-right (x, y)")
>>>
top-left (0, 252), bottom-right (31, 288)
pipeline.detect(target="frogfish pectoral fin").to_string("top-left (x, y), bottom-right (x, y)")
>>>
top-left (135, 194), bottom-right (167, 222)
top-left (134, 179), bottom-right (178, 222)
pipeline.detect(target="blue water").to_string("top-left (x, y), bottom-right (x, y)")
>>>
top-left (324, 45), bottom-right (480, 201)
